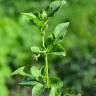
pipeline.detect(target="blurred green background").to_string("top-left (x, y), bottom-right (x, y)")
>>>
top-left (0, 0), bottom-right (96, 96)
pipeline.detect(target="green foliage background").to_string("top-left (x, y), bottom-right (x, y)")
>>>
top-left (0, 0), bottom-right (96, 96)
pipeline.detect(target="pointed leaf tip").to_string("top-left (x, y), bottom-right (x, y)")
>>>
top-left (12, 66), bottom-right (27, 76)
top-left (46, 0), bottom-right (67, 17)
top-left (21, 13), bottom-right (43, 27)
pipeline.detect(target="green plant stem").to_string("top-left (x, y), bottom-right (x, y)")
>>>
top-left (43, 33), bottom-right (45, 48)
top-left (45, 54), bottom-right (49, 86)
top-left (41, 31), bottom-right (45, 48)
top-left (41, 28), bottom-right (49, 87)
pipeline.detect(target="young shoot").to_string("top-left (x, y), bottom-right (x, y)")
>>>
top-left (12, 0), bottom-right (69, 96)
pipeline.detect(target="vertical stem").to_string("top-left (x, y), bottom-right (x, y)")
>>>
top-left (45, 54), bottom-right (49, 86)
top-left (41, 28), bottom-right (49, 86)
top-left (42, 32), bottom-right (45, 48)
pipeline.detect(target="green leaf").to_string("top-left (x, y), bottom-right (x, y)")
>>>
top-left (49, 86), bottom-right (56, 96)
top-left (41, 10), bottom-right (47, 20)
top-left (45, 34), bottom-right (54, 47)
top-left (30, 66), bottom-right (40, 80)
top-left (49, 86), bottom-right (61, 96)
top-left (49, 77), bottom-right (63, 89)
top-left (54, 22), bottom-right (69, 41)
top-left (31, 46), bottom-right (41, 53)
top-left (40, 66), bottom-right (46, 79)
top-left (46, 0), bottom-right (66, 17)
top-left (12, 66), bottom-right (28, 76)
top-left (31, 46), bottom-right (46, 54)
top-left (32, 83), bottom-right (44, 96)
top-left (21, 13), bottom-right (43, 27)
top-left (48, 52), bottom-right (66, 56)
top-left (49, 77), bottom-right (63, 96)
top-left (19, 81), bottom-right (38, 86)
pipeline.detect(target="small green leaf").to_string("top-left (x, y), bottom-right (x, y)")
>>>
top-left (21, 13), bottom-right (43, 27)
top-left (48, 52), bottom-right (66, 56)
top-left (45, 34), bottom-right (54, 47)
top-left (31, 46), bottom-right (41, 53)
top-left (46, 0), bottom-right (66, 17)
top-left (30, 66), bottom-right (40, 80)
top-left (19, 81), bottom-right (38, 86)
top-left (12, 66), bottom-right (28, 76)
top-left (31, 46), bottom-right (46, 54)
top-left (32, 83), bottom-right (44, 96)
top-left (22, 13), bottom-right (36, 20)
top-left (41, 10), bottom-right (47, 20)
top-left (54, 22), bottom-right (69, 41)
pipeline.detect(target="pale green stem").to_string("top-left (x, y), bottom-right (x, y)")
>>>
top-left (42, 32), bottom-right (45, 48)
top-left (41, 29), bottom-right (49, 86)
top-left (45, 54), bottom-right (49, 86)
